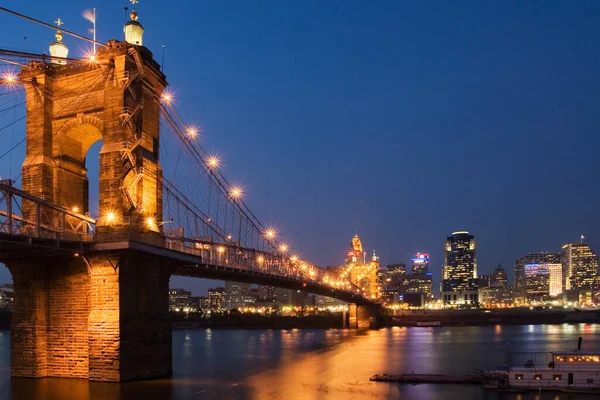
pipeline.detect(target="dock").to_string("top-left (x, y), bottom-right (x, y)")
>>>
top-left (370, 373), bottom-right (483, 384)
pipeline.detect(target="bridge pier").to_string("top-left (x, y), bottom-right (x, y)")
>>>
top-left (7, 250), bottom-right (172, 381)
top-left (347, 304), bottom-right (381, 330)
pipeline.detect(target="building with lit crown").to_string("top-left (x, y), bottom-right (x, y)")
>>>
top-left (442, 231), bottom-right (478, 305)
top-left (344, 234), bottom-right (379, 299)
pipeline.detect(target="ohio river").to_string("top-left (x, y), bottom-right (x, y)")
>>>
top-left (0, 324), bottom-right (598, 399)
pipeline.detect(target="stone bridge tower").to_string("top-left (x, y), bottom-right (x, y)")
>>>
top-left (20, 17), bottom-right (165, 233)
top-left (6, 11), bottom-right (175, 382)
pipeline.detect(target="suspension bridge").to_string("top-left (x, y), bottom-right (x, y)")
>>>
top-left (0, 5), bottom-right (380, 382)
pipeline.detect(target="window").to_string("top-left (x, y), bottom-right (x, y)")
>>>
top-left (514, 374), bottom-right (523, 380)
top-left (552, 375), bottom-right (561, 381)
top-left (533, 374), bottom-right (542, 380)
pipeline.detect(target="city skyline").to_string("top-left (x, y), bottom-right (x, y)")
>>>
top-left (0, 1), bottom-right (599, 297)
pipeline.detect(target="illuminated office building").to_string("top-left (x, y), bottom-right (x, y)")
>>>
top-left (524, 263), bottom-right (550, 302)
top-left (561, 243), bottom-right (598, 290)
top-left (514, 253), bottom-right (560, 304)
top-left (548, 263), bottom-right (563, 297)
top-left (412, 253), bottom-right (429, 275)
top-left (387, 263), bottom-right (406, 291)
top-left (442, 231), bottom-right (478, 305)
top-left (492, 265), bottom-right (508, 288)
top-left (208, 287), bottom-right (225, 310)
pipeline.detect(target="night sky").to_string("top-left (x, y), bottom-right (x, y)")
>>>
top-left (1, 1), bottom-right (599, 296)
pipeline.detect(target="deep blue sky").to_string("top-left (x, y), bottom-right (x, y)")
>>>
top-left (1, 1), bottom-right (600, 296)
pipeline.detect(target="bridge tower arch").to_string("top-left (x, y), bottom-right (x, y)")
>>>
top-left (20, 39), bottom-right (166, 233)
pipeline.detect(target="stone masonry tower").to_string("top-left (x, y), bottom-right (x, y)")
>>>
top-left (7, 10), bottom-right (174, 382)
top-left (20, 17), bottom-right (165, 233)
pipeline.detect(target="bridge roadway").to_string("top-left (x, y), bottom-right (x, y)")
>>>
top-left (0, 230), bottom-right (376, 306)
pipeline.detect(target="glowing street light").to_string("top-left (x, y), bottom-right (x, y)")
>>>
top-left (217, 246), bottom-right (225, 254)
top-left (2, 73), bottom-right (16, 84)
top-left (290, 255), bottom-right (298, 262)
top-left (105, 211), bottom-right (116, 223)
top-left (265, 229), bottom-right (276, 239)
top-left (72, 206), bottom-right (79, 213)
top-left (230, 186), bottom-right (243, 199)
top-left (279, 243), bottom-right (288, 253)
top-left (207, 156), bottom-right (219, 169)
top-left (257, 255), bottom-right (264, 263)
top-left (186, 126), bottom-right (198, 138)
top-left (161, 91), bottom-right (173, 104)
top-left (146, 217), bottom-right (155, 228)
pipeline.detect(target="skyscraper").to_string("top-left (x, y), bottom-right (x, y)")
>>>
top-left (208, 287), bottom-right (225, 310)
top-left (345, 234), bottom-right (379, 298)
top-left (514, 253), bottom-right (560, 304)
top-left (386, 263), bottom-right (406, 290)
top-left (407, 253), bottom-right (433, 302)
top-left (224, 281), bottom-right (253, 310)
top-left (561, 243), bottom-right (599, 290)
top-left (412, 253), bottom-right (429, 275)
top-left (492, 265), bottom-right (508, 288)
top-left (442, 231), bottom-right (478, 305)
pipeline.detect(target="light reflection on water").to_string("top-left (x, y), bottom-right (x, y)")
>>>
top-left (0, 324), bottom-right (598, 399)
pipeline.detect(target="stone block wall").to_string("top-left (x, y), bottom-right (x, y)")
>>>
top-left (7, 250), bottom-right (173, 381)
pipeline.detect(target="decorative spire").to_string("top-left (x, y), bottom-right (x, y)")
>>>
top-left (49, 17), bottom-right (68, 64)
top-left (124, 0), bottom-right (144, 45)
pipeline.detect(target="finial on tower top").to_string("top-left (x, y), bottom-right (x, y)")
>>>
top-left (49, 17), bottom-right (68, 64)
top-left (54, 17), bottom-right (64, 41)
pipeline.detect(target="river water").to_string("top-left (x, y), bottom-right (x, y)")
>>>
top-left (0, 324), bottom-right (598, 399)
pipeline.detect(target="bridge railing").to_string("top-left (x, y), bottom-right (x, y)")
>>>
top-left (0, 180), bottom-right (96, 242)
top-left (95, 230), bottom-right (365, 297)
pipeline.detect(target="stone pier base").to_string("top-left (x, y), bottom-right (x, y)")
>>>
top-left (347, 304), bottom-right (380, 330)
top-left (7, 250), bottom-right (172, 381)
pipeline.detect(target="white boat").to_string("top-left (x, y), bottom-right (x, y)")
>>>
top-left (486, 338), bottom-right (600, 393)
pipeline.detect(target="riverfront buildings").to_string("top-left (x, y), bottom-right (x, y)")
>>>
top-left (514, 252), bottom-right (560, 304)
top-left (561, 243), bottom-right (598, 290)
top-left (344, 234), bottom-right (380, 298)
top-left (208, 287), bottom-right (225, 310)
top-left (224, 281), bottom-right (254, 310)
top-left (442, 231), bottom-right (478, 305)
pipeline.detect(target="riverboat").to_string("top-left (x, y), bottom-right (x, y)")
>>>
top-left (486, 338), bottom-right (600, 393)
